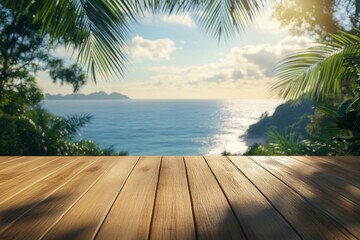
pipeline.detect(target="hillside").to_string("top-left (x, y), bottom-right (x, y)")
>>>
top-left (245, 99), bottom-right (316, 141)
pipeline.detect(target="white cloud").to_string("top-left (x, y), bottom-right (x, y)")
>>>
top-left (137, 35), bottom-right (312, 93)
top-left (220, 35), bottom-right (312, 77)
top-left (128, 36), bottom-right (176, 62)
top-left (204, 73), bottom-right (228, 83)
top-left (38, 34), bottom-right (313, 99)
top-left (141, 13), bottom-right (196, 28)
top-left (159, 14), bottom-right (196, 28)
top-left (50, 45), bottom-right (77, 60)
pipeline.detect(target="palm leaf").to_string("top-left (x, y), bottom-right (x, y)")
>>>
top-left (142, 0), bottom-right (266, 40)
top-left (195, 0), bottom-right (265, 41)
top-left (14, 0), bottom-right (140, 82)
top-left (14, 0), bottom-right (265, 82)
top-left (272, 29), bottom-right (360, 101)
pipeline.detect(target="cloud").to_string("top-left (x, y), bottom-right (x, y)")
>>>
top-left (128, 36), bottom-right (176, 62)
top-left (141, 13), bottom-right (196, 28)
top-left (159, 14), bottom-right (196, 28)
top-left (205, 73), bottom-right (228, 83)
top-left (123, 35), bottom-right (312, 98)
top-left (232, 70), bottom-right (243, 80)
top-left (243, 47), bottom-right (277, 73)
top-left (220, 36), bottom-right (312, 77)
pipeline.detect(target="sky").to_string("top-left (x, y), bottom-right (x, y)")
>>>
top-left (37, 6), bottom-right (311, 99)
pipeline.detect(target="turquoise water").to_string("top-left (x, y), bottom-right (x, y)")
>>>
top-left (43, 99), bottom-right (281, 155)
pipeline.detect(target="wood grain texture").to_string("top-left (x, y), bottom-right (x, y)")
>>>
top-left (252, 156), bottom-right (360, 238)
top-left (149, 156), bottom-right (196, 240)
top-left (0, 157), bottom-right (59, 184)
top-left (0, 156), bottom-right (357, 239)
top-left (184, 156), bottom-right (245, 240)
top-left (95, 156), bottom-right (161, 240)
top-left (228, 156), bottom-right (354, 240)
top-left (0, 157), bottom-right (82, 204)
top-left (293, 156), bottom-right (360, 188)
top-left (269, 156), bottom-right (360, 210)
top-left (0, 156), bottom-right (24, 166)
top-left (0, 157), bottom-right (97, 233)
top-left (0, 156), bottom-right (56, 174)
top-left (330, 156), bottom-right (360, 166)
top-left (205, 156), bottom-right (300, 240)
top-left (42, 156), bottom-right (139, 240)
top-left (0, 157), bottom-right (111, 239)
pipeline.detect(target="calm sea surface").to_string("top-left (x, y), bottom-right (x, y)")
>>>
top-left (43, 99), bottom-right (281, 155)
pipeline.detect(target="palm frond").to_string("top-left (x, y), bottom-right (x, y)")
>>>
top-left (15, 0), bottom-right (140, 82)
top-left (272, 29), bottom-right (360, 101)
top-left (141, 0), bottom-right (266, 37)
top-left (15, 0), bottom-right (265, 81)
top-left (195, 0), bottom-right (265, 41)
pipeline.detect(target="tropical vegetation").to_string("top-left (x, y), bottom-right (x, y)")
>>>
top-left (1, 0), bottom-right (359, 156)
top-left (1, 0), bottom-right (268, 155)
top-left (0, 1), bottom-right (126, 155)
top-left (245, 0), bottom-right (360, 155)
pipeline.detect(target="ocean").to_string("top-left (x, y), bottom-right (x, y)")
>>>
top-left (43, 99), bottom-right (281, 155)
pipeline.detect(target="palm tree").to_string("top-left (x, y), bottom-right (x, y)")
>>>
top-left (271, 29), bottom-right (360, 101)
top-left (12, 0), bottom-right (266, 82)
top-left (271, 29), bottom-right (360, 155)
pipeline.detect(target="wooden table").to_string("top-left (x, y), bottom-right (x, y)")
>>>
top-left (0, 156), bottom-right (359, 239)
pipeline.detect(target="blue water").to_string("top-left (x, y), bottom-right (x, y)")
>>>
top-left (43, 99), bottom-right (281, 155)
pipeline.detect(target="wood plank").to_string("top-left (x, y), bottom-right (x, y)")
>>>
top-left (0, 156), bottom-right (59, 183)
top-left (0, 156), bottom-right (114, 239)
top-left (292, 156), bottom-right (360, 188)
top-left (296, 156), bottom-right (360, 171)
top-left (330, 156), bottom-right (360, 166)
top-left (0, 156), bottom-right (98, 233)
top-left (149, 156), bottom-right (196, 240)
top-left (0, 156), bottom-right (24, 166)
top-left (252, 156), bottom-right (359, 238)
top-left (0, 157), bottom-right (82, 204)
top-left (228, 156), bottom-right (354, 240)
top-left (95, 156), bottom-right (161, 240)
top-left (205, 156), bottom-right (300, 240)
top-left (184, 156), bottom-right (245, 240)
top-left (269, 156), bottom-right (360, 208)
top-left (42, 156), bottom-right (139, 240)
top-left (0, 156), bottom-right (55, 173)
top-left (0, 156), bottom-right (20, 162)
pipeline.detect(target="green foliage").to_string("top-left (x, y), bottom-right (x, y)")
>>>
top-left (319, 98), bottom-right (360, 154)
top-left (244, 1), bottom-right (360, 156)
top-left (266, 29), bottom-right (360, 156)
top-left (272, 29), bottom-right (360, 101)
top-left (245, 129), bottom-right (305, 155)
top-left (272, 0), bottom-right (359, 39)
top-left (244, 129), bottom-right (348, 156)
top-left (0, 84), bottom-right (127, 156)
top-left (0, 1), bottom-right (87, 93)
top-left (0, 1), bottom-right (127, 156)
top-left (246, 98), bottom-right (314, 139)
top-left (47, 58), bottom-right (86, 92)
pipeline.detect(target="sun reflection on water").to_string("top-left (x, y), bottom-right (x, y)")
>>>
top-left (207, 100), bottom-right (281, 155)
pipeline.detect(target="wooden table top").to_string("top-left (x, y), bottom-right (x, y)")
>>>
top-left (0, 156), bottom-right (359, 239)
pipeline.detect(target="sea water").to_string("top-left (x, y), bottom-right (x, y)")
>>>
top-left (43, 99), bottom-right (281, 155)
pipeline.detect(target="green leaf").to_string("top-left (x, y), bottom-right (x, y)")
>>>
top-left (317, 106), bottom-right (338, 118)
top-left (337, 99), bottom-right (353, 118)
top-left (272, 29), bottom-right (360, 101)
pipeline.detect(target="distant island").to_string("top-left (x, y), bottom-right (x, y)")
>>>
top-left (45, 91), bottom-right (130, 100)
